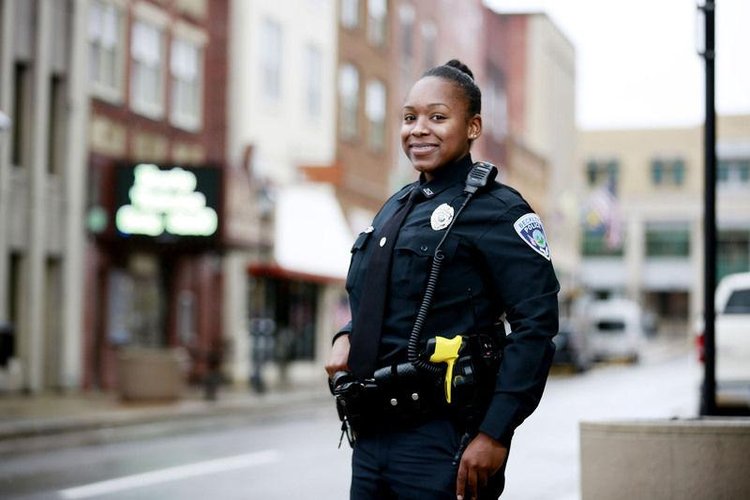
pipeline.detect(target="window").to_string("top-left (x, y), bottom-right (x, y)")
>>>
top-left (340, 0), bottom-right (360, 29)
top-left (645, 223), bottom-right (690, 257)
top-left (170, 38), bottom-right (203, 130)
top-left (131, 20), bottom-right (165, 118)
top-left (582, 230), bottom-right (624, 256)
top-left (718, 231), bottom-right (750, 280)
top-left (88, 0), bottom-right (124, 101)
top-left (48, 76), bottom-right (66, 174)
top-left (486, 66), bottom-right (507, 140)
top-left (11, 62), bottom-right (31, 167)
top-left (338, 64), bottom-right (359, 140)
top-left (651, 158), bottom-right (686, 187)
top-left (367, 0), bottom-right (387, 47)
top-left (304, 45), bottom-right (323, 120)
top-left (399, 4), bottom-right (415, 60)
top-left (586, 159), bottom-right (619, 192)
top-left (421, 22), bottom-right (437, 70)
top-left (724, 289), bottom-right (750, 315)
top-left (261, 18), bottom-right (283, 103)
top-left (9, 253), bottom-right (22, 329)
top-left (366, 79), bottom-right (386, 151)
top-left (718, 158), bottom-right (750, 186)
top-left (645, 291), bottom-right (689, 321)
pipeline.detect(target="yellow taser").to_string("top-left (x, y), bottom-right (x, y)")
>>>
top-left (429, 335), bottom-right (463, 403)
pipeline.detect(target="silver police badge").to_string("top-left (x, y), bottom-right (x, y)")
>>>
top-left (513, 213), bottom-right (551, 260)
top-left (430, 203), bottom-right (454, 231)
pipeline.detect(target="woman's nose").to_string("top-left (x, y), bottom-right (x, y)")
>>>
top-left (411, 117), bottom-right (428, 136)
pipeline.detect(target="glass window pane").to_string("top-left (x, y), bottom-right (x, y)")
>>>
top-left (674, 160), bottom-right (685, 185)
top-left (725, 289), bottom-right (750, 314)
top-left (338, 64), bottom-right (359, 139)
top-left (341, 0), bottom-right (359, 28)
top-left (366, 79), bottom-right (386, 150)
top-left (367, 0), bottom-right (387, 46)
top-left (740, 161), bottom-right (750, 182)
top-left (651, 160), bottom-right (663, 184)
top-left (261, 19), bottom-right (282, 102)
top-left (305, 45), bottom-right (322, 119)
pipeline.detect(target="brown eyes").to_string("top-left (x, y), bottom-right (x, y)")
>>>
top-left (402, 114), bottom-right (446, 123)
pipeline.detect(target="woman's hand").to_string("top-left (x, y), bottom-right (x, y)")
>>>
top-left (456, 432), bottom-right (508, 500)
top-left (325, 334), bottom-right (351, 377)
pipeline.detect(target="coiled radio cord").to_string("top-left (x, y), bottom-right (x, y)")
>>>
top-left (407, 192), bottom-right (476, 375)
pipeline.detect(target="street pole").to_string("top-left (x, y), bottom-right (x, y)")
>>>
top-left (699, 1), bottom-right (717, 416)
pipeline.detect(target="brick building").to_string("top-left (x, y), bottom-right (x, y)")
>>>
top-left (83, 0), bottom-right (233, 389)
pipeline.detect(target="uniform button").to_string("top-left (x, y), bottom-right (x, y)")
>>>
top-left (390, 398), bottom-right (398, 406)
top-left (411, 393), bottom-right (419, 401)
top-left (420, 245), bottom-right (428, 252)
top-left (380, 237), bottom-right (387, 247)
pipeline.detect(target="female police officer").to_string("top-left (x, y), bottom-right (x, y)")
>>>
top-left (326, 60), bottom-right (559, 499)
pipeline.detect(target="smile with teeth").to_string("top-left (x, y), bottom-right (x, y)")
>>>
top-left (410, 143), bottom-right (438, 154)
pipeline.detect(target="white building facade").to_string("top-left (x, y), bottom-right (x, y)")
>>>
top-left (0, 0), bottom-right (88, 392)
top-left (578, 115), bottom-right (750, 336)
top-left (224, 0), bottom-right (349, 386)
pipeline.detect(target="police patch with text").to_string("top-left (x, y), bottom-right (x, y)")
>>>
top-left (513, 213), bottom-right (551, 261)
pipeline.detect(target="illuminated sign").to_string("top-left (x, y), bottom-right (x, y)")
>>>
top-left (114, 163), bottom-right (221, 241)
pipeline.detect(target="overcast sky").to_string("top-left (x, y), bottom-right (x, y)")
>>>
top-left (484, 0), bottom-right (750, 130)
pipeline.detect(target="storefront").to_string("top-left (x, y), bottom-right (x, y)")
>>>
top-left (84, 160), bottom-right (225, 390)
top-left (242, 183), bottom-right (353, 390)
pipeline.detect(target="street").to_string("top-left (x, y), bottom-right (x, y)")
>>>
top-left (0, 348), bottom-right (699, 500)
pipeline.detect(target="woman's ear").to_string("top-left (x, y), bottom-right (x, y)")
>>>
top-left (468, 114), bottom-right (482, 140)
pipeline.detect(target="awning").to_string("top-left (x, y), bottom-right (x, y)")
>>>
top-left (260, 183), bottom-right (354, 283)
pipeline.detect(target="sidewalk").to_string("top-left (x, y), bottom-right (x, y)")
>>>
top-left (0, 335), bottom-right (692, 456)
top-left (0, 381), bottom-right (332, 456)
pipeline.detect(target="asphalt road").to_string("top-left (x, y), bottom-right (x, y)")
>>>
top-left (0, 350), bottom-right (700, 500)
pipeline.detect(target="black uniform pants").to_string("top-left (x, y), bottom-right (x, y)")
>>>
top-left (350, 418), bottom-right (507, 499)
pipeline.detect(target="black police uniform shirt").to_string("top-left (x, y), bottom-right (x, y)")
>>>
top-left (337, 153), bottom-right (560, 446)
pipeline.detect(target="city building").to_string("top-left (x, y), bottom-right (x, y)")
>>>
top-left (0, 0), bottom-right (88, 392)
top-left (0, 0), bottom-right (582, 395)
top-left (332, 0), bottom-right (396, 229)
top-left (577, 114), bottom-right (750, 335)
top-left (483, 10), bottom-right (579, 311)
top-left (225, 0), bottom-right (350, 387)
top-left (82, 0), bottom-right (234, 389)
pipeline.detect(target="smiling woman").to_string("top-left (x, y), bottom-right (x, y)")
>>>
top-left (325, 59), bottom-right (560, 499)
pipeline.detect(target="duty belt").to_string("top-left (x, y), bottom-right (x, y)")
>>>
top-left (330, 333), bottom-right (500, 447)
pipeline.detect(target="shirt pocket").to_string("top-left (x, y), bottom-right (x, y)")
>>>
top-left (391, 232), bottom-right (460, 299)
top-left (345, 231), bottom-right (372, 293)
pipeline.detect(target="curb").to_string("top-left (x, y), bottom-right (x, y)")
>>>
top-left (0, 387), bottom-right (333, 456)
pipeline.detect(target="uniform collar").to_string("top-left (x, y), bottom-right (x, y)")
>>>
top-left (416, 154), bottom-right (474, 200)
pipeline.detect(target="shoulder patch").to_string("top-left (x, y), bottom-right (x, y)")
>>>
top-left (513, 213), bottom-right (551, 260)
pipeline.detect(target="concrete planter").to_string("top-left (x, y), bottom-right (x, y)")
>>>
top-left (117, 348), bottom-right (184, 401)
top-left (580, 419), bottom-right (750, 500)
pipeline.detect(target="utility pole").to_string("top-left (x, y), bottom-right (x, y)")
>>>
top-left (698, 1), bottom-right (717, 416)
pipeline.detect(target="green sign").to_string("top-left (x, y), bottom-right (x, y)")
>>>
top-left (115, 163), bottom-right (220, 240)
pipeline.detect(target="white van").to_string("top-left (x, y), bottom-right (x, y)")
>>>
top-left (587, 298), bottom-right (644, 363)
top-left (697, 272), bottom-right (750, 410)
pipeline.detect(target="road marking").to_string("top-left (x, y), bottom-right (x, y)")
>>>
top-left (58, 449), bottom-right (281, 499)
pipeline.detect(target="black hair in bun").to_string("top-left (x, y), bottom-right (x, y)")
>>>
top-left (446, 59), bottom-right (475, 80)
top-left (423, 59), bottom-right (481, 116)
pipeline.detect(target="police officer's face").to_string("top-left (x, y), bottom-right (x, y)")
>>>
top-left (401, 77), bottom-right (481, 179)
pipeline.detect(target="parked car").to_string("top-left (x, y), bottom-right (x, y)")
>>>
top-left (696, 272), bottom-right (750, 412)
top-left (587, 298), bottom-right (645, 363)
top-left (553, 318), bottom-right (592, 372)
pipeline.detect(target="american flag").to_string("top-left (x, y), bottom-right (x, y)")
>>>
top-left (584, 180), bottom-right (622, 250)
